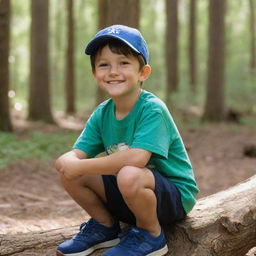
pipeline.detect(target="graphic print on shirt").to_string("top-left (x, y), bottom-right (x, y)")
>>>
top-left (107, 143), bottom-right (130, 155)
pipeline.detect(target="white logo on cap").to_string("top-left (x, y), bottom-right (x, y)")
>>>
top-left (108, 28), bottom-right (120, 34)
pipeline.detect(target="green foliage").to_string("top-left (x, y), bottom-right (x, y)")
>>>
top-left (9, 0), bottom-right (30, 111)
top-left (0, 131), bottom-right (78, 169)
top-left (8, 0), bottom-right (256, 117)
top-left (140, 0), bottom-right (166, 96)
top-left (3, 0), bottom-right (256, 169)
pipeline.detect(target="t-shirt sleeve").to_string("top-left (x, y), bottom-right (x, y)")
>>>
top-left (131, 105), bottom-right (172, 159)
top-left (73, 110), bottom-right (104, 158)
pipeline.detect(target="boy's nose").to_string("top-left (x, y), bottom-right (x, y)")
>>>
top-left (109, 65), bottom-right (119, 75)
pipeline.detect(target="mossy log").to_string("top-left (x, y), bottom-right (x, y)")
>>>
top-left (0, 175), bottom-right (256, 256)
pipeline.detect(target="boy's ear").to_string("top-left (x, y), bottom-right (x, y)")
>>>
top-left (140, 65), bottom-right (151, 82)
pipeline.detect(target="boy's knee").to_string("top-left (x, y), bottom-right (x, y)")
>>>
top-left (117, 166), bottom-right (141, 197)
top-left (59, 173), bottom-right (82, 190)
top-left (59, 172), bottom-right (72, 189)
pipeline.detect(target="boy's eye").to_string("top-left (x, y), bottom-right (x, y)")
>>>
top-left (120, 61), bottom-right (130, 65)
top-left (98, 63), bottom-right (108, 67)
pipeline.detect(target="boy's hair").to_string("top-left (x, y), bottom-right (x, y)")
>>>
top-left (90, 38), bottom-right (146, 72)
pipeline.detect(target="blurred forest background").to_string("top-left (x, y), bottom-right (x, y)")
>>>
top-left (0, 0), bottom-right (256, 167)
top-left (0, 0), bottom-right (255, 130)
top-left (0, 1), bottom-right (256, 254)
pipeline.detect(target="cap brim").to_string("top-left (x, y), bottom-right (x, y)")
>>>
top-left (85, 35), bottom-right (140, 56)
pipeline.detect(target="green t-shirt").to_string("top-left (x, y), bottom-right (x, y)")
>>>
top-left (74, 90), bottom-right (199, 213)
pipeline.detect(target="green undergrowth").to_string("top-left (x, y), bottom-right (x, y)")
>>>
top-left (1, 113), bottom-right (255, 170)
top-left (0, 130), bottom-right (78, 169)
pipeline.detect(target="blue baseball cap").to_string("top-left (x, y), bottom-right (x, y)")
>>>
top-left (85, 24), bottom-right (149, 64)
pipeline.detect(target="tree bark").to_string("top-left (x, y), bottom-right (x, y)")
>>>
top-left (95, 0), bottom-right (109, 106)
top-left (0, 226), bottom-right (78, 256)
top-left (28, 0), bottom-right (54, 123)
top-left (51, 0), bottom-right (65, 99)
top-left (65, 0), bottom-right (75, 114)
top-left (106, 0), bottom-right (140, 28)
top-left (203, 0), bottom-right (226, 121)
top-left (1, 175), bottom-right (255, 256)
top-left (164, 174), bottom-right (256, 255)
top-left (0, 0), bottom-right (13, 132)
top-left (165, 0), bottom-right (179, 106)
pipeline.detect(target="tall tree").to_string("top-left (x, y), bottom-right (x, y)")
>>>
top-left (65, 0), bottom-right (75, 114)
top-left (52, 0), bottom-right (64, 96)
top-left (188, 0), bottom-right (197, 92)
top-left (0, 0), bottom-right (13, 132)
top-left (203, 0), bottom-right (226, 121)
top-left (95, 0), bottom-right (109, 106)
top-left (106, 0), bottom-right (140, 28)
top-left (95, 0), bottom-right (140, 106)
top-left (29, 0), bottom-right (54, 123)
top-left (249, 0), bottom-right (256, 70)
top-left (165, 0), bottom-right (179, 106)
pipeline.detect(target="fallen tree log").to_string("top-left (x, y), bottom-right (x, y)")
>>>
top-left (0, 226), bottom-right (78, 256)
top-left (164, 174), bottom-right (256, 256)
top-left (0, 175), bottom-right (256, 256)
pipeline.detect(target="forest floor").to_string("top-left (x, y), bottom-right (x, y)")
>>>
top-left (1, 117), bottom-right (256, 255)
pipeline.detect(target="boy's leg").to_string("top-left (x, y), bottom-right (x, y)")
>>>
top-left (57, 174), bottom-right (121, 256)
top-left (60, 173), bottom-right (114, 227)
top-left (102, 166), bottom-right (169, 256)
top-left (116, 166), bottom-right (161, 237)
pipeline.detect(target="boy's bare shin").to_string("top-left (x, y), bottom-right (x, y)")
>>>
top-left (59, 173), bottom-right (114, 227)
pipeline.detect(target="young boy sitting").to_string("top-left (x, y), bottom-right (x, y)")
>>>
top-left (55, 24), bottom-right (199, 256)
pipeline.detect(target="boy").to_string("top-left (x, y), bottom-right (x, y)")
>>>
top-left (55, 24), bottom-right (199, 256)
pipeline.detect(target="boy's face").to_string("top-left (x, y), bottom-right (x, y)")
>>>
top-left (93, 45), bottom-right (151, 99)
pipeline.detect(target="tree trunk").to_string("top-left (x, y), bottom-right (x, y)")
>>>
top-left (188, 0), bottom-right (197, 92)
top-left (95, 0), bottom-right (109, 106)
top-left (106, 0), bottom-right (140, 28)
top-left (52, 0), bottom-right (65, 100)
top-left (249, 0), bottom-right (256, 70)
top-left (164, 174), bottom-right (256, 255)
top-left (203, 0), bottom-right (226, 121)
top-left (65, 0), bottom-right (75, 114)
top-left (165, 0), bottom-right (179, 106)
top-left (95, 0), bottom-right (140, 106)
top-left (0, 0), bottom-right (13, 132)
top-left (0, 226), bottom-right (78, 256)
top-left (1, 175), bottom-right (256, 256)
top-left (28, 0), bottom-right (54, 123)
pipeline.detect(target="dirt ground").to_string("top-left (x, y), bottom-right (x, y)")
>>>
top-left (1, 120), bottom-right (256, 255)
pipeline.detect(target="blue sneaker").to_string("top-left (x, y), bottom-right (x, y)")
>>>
top-left (56, 218), bottom-right (120, 256)
top-left (102, 227), bottom-right (168, 256)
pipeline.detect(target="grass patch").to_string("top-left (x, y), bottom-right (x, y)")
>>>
top-left (0, 130), bottom-right (78, 169)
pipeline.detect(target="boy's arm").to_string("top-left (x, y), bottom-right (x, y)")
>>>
top-left (55, 148), bottom-right (152, 179)
top-left (55, 149), bottom-right (87, 174)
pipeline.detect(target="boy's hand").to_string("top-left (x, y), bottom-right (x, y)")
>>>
top-left (55, 156), bottom-right (79, 179)
top-left (55, 148), bottom-right (151, 176)
top-left (55, 149), bottom-right (87, 179)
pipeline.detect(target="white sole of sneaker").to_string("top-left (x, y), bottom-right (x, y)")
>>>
top-left (146, 245), bottom-right (168, 256)
top-left (56, 238), bottom-right (120, 256)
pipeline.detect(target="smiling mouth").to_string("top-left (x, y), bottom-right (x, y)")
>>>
top-left (106, 80), bottom-right (125, 84)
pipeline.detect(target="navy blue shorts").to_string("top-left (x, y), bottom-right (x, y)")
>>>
top-left (102, 169), bottom-right (186, 225)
